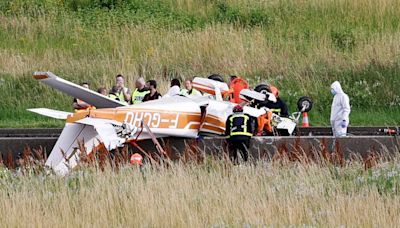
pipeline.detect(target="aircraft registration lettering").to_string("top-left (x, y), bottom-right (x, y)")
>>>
top-left (152, 113), bottom-right (161, 128)
top-left (124, 111), bottom-right (179, 128)
top-left (169, 113), bottom-right (179, 128)
top-left (133, 112), bottom-right (144, 127)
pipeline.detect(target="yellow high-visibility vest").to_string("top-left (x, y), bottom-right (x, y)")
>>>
top-left (109, 93), bottom-right (128, 105)
top-left (131, 89), bottom-right (150, 105)
top-left (181, 88), bottom-right (200, 96)
top-left (109, 92), bottom-right (125, 101)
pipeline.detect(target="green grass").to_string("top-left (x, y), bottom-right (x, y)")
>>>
top-left (0, 0), bottom-right (400, 127)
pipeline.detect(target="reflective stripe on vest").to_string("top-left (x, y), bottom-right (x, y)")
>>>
top-left (181, 88), bottom-right (200, 96)
top-left (190, 88), bottom-right (199, 95)
top-left (109, 93), bottom-right (125, 101)
top-left (230, 132), bottom-right (253, 137)
top-left (270, 108), bottom-right (281, 114)
top-left (180, 89), bottom-right (188, 96)
top-left (109, 94), bottom-right (128, 105)
top-left (109, 94), bottom-right (117, 100)
top-left (116, 92), bottom-right (125, 102)
top-left (132, 89), bottom-right (150, 104)
top-left (229, 114), bottom-right (251, 137)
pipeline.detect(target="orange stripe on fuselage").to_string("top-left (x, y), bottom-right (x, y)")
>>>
top-left (188, 123), bottom-right (201, 129)
top-left (87, 108), bottom-right (202, 130)
top-left (201, 124), bottom-right (225, 134)
top-left (192, 82), bottom-right (216, 95)
top-left (192, 82), bottom-right (231, 97)
top-left (203, 115), bottom-right (225, 128)
top-left (66, 106), bottom-right (227, 133)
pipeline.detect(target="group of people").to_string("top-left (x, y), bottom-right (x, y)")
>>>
top-left (74, 74), bottom-right (290, 119)
top-left (73, 75), bottom-right (350, 164)
top-left (73, 74), bottom-right (201, 111)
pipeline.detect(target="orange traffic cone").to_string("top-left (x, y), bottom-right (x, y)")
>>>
top-left (302, 112), bottom-right (310, 127)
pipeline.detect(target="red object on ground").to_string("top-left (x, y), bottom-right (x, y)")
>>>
top-left (130, 153), bottom-right (143, 165)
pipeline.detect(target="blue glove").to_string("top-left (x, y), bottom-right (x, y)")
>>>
top-left (196, 135), bottom-right (204, 142)
top-left (341, 120), bottom-right (347, 128)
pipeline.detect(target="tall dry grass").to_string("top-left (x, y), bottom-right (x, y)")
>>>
top-left (1, 138), bottom-right (400, 227)
top-left (1, 158), bottom-right (400, 227)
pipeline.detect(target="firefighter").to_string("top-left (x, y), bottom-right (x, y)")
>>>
top-left (253, 84), bottom-right (289, 117)
top-left (225, 105), bottom-right (255, 164)
top-left (267, 86), bottom-right (289, 117)
top-left (256, 110), bottom-right (273, 136)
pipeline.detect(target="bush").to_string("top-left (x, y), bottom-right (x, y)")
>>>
top-left (214, 2), bottom-right (273, 28)
top-left (330, 28), bottom-right (356, 51)
top-left (248, 8), bottom-right (273, 27)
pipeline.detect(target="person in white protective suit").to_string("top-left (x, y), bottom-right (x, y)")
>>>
top-left (163, 78), bottom-right (182, 98)
top-left (330, 81), bottom-right (351, 137)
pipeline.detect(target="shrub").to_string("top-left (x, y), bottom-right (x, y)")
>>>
top-left (330, 28), bottom-right (356, 51)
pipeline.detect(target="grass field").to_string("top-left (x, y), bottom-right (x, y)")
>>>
top-left (1, 0), bottom-right (400, 127)
top-left (1, 155), bottom-right (400, 227)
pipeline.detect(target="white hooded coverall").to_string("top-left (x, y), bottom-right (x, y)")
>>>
top-left (330, 81), bottom-right (351, 137)
top-left (164, 85), bottom-right (181, 97)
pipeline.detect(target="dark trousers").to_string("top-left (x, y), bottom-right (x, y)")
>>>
top-left (227, 136), bottom-right (250, 163)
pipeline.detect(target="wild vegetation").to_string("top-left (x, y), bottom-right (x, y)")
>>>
top-left (1, 143), bottom-right (400, 227)
top-left (0, 0), bottom-right (400, 127)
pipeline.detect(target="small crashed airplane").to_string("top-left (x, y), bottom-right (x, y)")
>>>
top-left (30, 72), bottom-right (311, 175)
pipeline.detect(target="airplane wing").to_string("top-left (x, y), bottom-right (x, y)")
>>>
top-left (46, 118), bottom-right (124, 175)
top-left (189, 96), bottom-right (210, 106)
top-left (27, 108), bottom-right (72, 120)
top-left (34, 71), bottom-right (127, 108)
